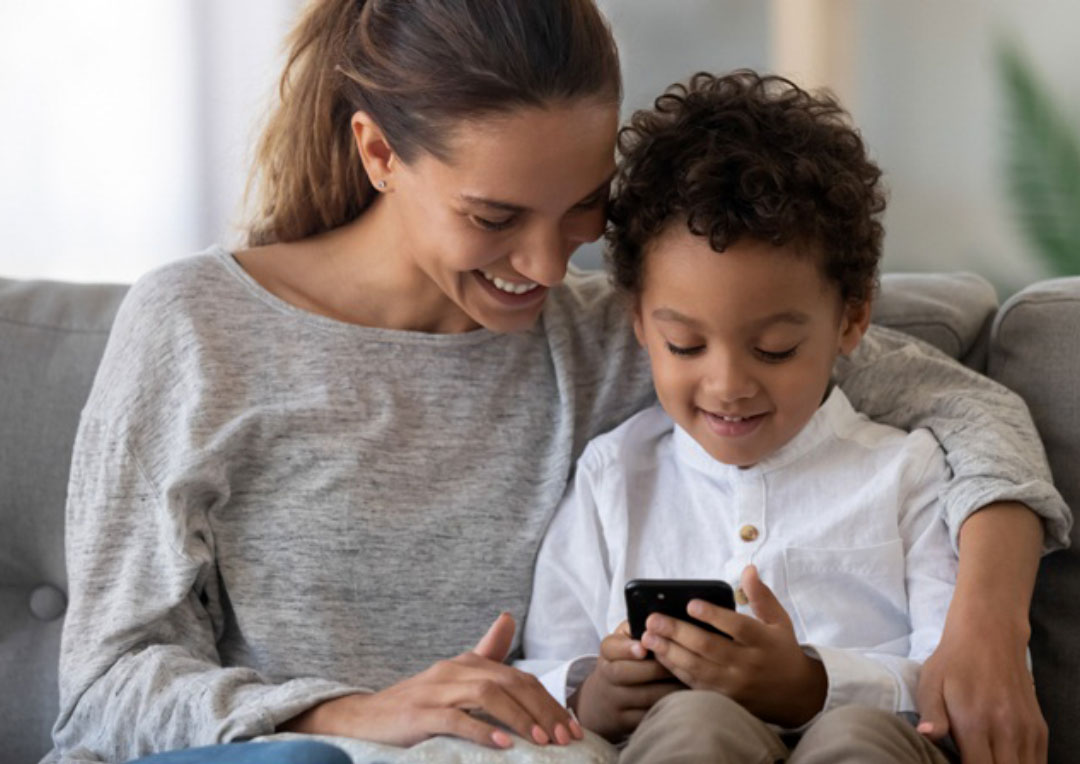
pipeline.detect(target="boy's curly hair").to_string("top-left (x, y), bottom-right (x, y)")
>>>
top-left (607, 70), bottom-right (885, 304)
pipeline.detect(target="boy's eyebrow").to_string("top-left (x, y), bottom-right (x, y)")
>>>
top-left (750, 310), bottom-right (812, 329)
top-left (652, 307), bottom-right (703, 327)
top-left (652, 308), bottom-right (811, 329)
top-left (458, 173), bottom-right (615, 213)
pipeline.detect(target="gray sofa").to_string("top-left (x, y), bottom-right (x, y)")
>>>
top-left (1, 271), bottom-right (1077, 763)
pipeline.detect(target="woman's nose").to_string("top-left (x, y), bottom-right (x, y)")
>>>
top-left (513, 226), bottom-right (570, 287)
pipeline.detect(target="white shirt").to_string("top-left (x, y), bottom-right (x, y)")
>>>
top-left (518, 388), bottom-right (957, 720)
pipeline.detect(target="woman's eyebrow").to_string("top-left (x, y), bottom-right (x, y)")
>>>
top-left (458, 173), bottom-right (615, 213)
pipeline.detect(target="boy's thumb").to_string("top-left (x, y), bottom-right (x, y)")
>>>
top-left (741, 565), bottom-right (789, 628)
top-left (473, 611), bottom-right (516, 662)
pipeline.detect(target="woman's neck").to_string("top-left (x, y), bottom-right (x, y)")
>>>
top-left (237, 201), bottom-right (476, 333)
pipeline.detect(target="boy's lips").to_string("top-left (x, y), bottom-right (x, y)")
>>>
top-left (701, 409), bottom-right (768, 438)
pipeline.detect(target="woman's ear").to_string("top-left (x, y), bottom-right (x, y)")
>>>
top-left (351, 111), bottom-right (396, 190)
top-left (838, 298), bottom-right (872, 356)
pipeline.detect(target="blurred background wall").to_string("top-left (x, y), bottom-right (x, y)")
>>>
top-left (1, 0), bottom-right (1078, 295)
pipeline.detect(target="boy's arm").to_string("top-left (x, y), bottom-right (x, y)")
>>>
top-left (516, 451), bottom-right (612, 705)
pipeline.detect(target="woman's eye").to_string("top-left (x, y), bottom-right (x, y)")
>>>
top-left (573, 189), bottom-right (608, 211)
top-left (470, 214), bottom-right (515, 232)
top-left (665, 342), bottom-right (704, 357)
top-left (755, 346), bottom-right (798, 362)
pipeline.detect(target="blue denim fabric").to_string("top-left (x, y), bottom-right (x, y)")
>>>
top-left (127, 740), bottom-right (352, 764)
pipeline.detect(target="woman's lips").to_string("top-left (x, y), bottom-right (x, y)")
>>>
top-left (473, 270), bottom-right (548, 307)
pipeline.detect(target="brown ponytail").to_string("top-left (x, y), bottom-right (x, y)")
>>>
top-left (245, 0), bottom-right (621, 247)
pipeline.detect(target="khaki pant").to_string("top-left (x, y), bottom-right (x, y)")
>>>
top-left (620, 690), bottom-right (952, 764)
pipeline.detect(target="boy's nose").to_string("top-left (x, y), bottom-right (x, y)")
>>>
top-left (703, 357), bottom-right (758, 403)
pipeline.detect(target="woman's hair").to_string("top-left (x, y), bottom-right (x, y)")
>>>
top-left (245, 0), bottom-right (621, 246)
top-left (607, 70), bottom-right (885, 305)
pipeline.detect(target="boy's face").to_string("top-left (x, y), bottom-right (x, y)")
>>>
top-left (633, 226), bottom-right (870, 468)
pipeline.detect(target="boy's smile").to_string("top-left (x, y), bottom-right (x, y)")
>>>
top-left (633, 225), bottom-right (869, 468)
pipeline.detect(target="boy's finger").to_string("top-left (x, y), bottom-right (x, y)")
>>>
top-left (740, 565), bottom-right (792, 630)
top-left (604, 656), bottom-right (678, 686)
top-left (600, 630), bottom-right (647, 661)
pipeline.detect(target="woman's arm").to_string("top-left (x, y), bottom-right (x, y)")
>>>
top-left (835, 324), bottom-right (1066, 764)
top-left (917, 502), bottom-right (1047, 763)
top-left (835, 324), bottom-right (1070, 552)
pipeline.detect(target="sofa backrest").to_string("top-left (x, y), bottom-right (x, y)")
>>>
top-left (989, 276), bottom-right (1080, 764)
top-left (0, 277), bottom-right (128, 764)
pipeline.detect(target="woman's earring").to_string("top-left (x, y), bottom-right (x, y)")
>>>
top-left (375, 180), bottom-right (388, 190)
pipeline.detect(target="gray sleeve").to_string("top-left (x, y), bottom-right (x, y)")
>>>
top-left (52, 415), bottom-right (364, 761)
top-left (834, 324), bottom-right (1071, 553)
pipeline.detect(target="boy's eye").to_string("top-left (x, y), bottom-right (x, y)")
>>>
top-left (755, 346), bottom-right (798, 362)
top-left (665, 342), bottom-right (704, 357)
top-left (470, 214), bottom-right (516, 232)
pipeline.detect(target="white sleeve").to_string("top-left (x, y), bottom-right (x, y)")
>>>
top-left (516, 449), bottom-right (615, 705)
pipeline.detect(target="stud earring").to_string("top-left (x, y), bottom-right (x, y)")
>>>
top-left (375, 180), bottom-right (388, 190)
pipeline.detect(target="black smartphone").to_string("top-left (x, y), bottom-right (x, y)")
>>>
top-left (624, 578), bottom-right (736, 642)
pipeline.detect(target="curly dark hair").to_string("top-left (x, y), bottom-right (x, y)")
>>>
top-left (607, 70), bottom-right (885, 305)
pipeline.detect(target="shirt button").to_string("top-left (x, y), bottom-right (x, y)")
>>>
top-left (739, 524), bottom-right (759, 542)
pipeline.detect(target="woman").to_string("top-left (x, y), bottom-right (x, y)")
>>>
top-left (48, 0), bottom-right (1064, 762)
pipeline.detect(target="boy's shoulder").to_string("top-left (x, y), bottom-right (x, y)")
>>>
top-left (830, 389), bottom-right (947, 486)
top-left (579, 403), bottom-right (674, 474)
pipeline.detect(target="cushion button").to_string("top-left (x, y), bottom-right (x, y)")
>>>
top-left (29, 584), bottom-right (67, 621)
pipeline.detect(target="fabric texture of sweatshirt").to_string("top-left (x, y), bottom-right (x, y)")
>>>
top-left (47, 247), bottom-right (1069, 762)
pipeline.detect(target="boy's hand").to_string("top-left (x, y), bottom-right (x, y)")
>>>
top-left (570, 620), bottom-right (683, 742)
top-left (641, 565), bottom-right (827, 728)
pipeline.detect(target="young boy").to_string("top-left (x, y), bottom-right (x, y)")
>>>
top-left (519, 71), bottom-right (958, 762)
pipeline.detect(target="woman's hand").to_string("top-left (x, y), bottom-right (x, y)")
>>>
top-left (641, 565), bottom-right (827, 728)
top-left (280, 612), bottom-right (583, 749)
top-left (570, 621), bottom-right (682, 742)
top-left (915, 501), bottom-right (1047, 764)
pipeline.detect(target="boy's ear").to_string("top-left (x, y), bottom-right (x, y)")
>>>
top-left (838, 299), bottom-right (872, 356)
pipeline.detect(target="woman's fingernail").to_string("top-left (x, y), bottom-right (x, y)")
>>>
top-left (532, 724), bottom-right (549, 745)
top-left (492, 730), bottom-right (513, 748)
top-left (916, 722), bottom-right (933, 735)
top-left (570, 719), bottom-right (585, 739)
top-left (631, 642), bottom-right (646, 658)
top-left (554, 723), bottom-right (571, 745)
top-left (688, 599), bottom-right (704, 617)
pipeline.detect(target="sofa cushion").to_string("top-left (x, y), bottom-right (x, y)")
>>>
top-left (873, 272), bottom-right (999, 370)
top-left (0, 278), bottom-right (127, 763)
top-left (988, 276), bottom-right (1080, 764)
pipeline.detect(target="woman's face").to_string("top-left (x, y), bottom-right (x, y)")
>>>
top-left (382, 100), bottom-right (619, 333)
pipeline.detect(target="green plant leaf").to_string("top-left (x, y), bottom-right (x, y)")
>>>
top-left (998, 42), bottom-right (1080, 275)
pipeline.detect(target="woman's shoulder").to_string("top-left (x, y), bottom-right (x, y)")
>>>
top-left (86, 247), bottom-right (241, 410)
top-left (544, 264), bottom-right (626, 332)
top-left (118, 246), bottom-right (236, 321)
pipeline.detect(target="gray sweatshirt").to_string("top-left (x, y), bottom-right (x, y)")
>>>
top-left (48, 248), bottom-right (1069, 763)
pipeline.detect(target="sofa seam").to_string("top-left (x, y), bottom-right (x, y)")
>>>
top-left (0, 316), bottom-right (114, 335)
top-left (876, 319), bottom-right (964, 356)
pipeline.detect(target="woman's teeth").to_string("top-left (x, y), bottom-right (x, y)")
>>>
top-left (481, 270), bottom-right (539, 295)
